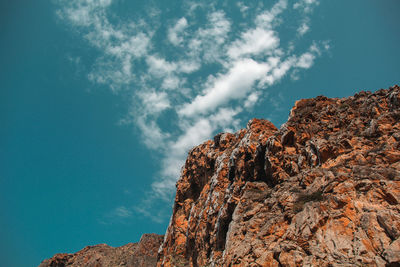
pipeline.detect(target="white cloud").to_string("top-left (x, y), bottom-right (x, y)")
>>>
top-left (146, 56), bottom-right (177, 77)
top-left (294, 0), bottom-right (319, 13)
top-left (178, 60), bottom-right (200, 73)
top-left (168, 17), bottom-right (188, 46)
top-left (61, 0), bottom-right (112, 27)
top-left (210, 107), bottom-right (242, 131)
top-left (297, 52), bottom-right (315, 69)
top-left (134, 194), bottom-right (171, 223)
top-left (260, 57), bottom-right (296, 86)
top-left (106, 33), bottom-right (150, 58)
top-left (59, 0), bottom-right (153, 92)
top-left (270, 0), bottom-right (289, 16)
top-left (135, 116), bottom-right (169, 150)
top-left (244, 92), bottom-right (260, 109)
top-left (139, 91), bottom-right (171, 114)
top-left (161, 75), bottom-right (181, 90)
top-left (296, 42), bottom-right (328, 70)
top-left (150, 118), bottom-right (214, 200)
top-left (188, 11), bottom-right (231, 63)
top-left (58, 0), bottom-right (327, 218)
top-left (297, 21), bottom-right (310, 36)
top-left (200, 11), bottom-right (231, 45)
top-left (179, 59), bottom-right (270, 117)
top-left (114, 206), bottom-right (132, 218)
top-left (256, 0), bottom-right (288, 27)
top-left (237, 2), bottom-right (249, 14)
top-left (227, 28), bottom-right (279, 59)
top-left (99, 205), bottom-right (134, 225)
top-left (170, 119), bottom-right (213, 157)
top-left (151, 106), bottom-right (242, 200)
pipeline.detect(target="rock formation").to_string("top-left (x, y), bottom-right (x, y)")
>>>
top-left (158, 85), bottom-right (400, 266)
top-left (38, 233), bottom-right (163, 267)
top-left (39, 85), bottom-right (400, 267)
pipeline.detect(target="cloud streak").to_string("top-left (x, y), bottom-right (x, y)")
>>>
top-left (179, 59), bottom-right (270, 117)
top-left (58, 0), bottom-right (327, 221)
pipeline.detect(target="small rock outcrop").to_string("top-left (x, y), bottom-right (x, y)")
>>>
top-left (158, 85), bottom-right (400, 266)
top-left (38, 233), bottom-right (163, 267)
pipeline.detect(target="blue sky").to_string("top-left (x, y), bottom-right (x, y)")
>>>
top-left (1, 0), bottom-right (399, 266)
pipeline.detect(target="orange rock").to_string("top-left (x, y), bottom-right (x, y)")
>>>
top-left (158, 85), bottom-right (400, 267)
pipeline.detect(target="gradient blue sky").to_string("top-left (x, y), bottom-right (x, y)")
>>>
top-left (1, 0), bottom-right (399, 266)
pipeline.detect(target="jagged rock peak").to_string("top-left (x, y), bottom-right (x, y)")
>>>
top-left (38, 233), bottom-right (163, 267)
top-left (158, 85), bottom-right (400, 267)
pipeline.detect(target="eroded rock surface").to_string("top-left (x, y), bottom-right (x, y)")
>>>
top-left (38, 233), bottom-right (163, 267)
top-left (158, 86), bottom-right (400, 267)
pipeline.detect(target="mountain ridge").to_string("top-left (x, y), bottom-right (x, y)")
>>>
top-left (158, 85), bottom-right (400, 266)
top-left (39, 85), bottom-right (400, 267)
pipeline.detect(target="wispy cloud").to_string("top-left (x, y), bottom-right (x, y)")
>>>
top-left (297, 20), bottom-right (310, 36)
top-left (178, 59), bottom-right (270, 117)
top-left (188, 10), bottom-right (231, 64)
top-left (58, 0), bottom-right (327, 222)
top-left (114, 206), bottom-right (132, 218)
top-left (294, 0), bottom-right (319, 36)
top-left (168, 17), bottom-right (188, 46)
top-left (98, 205), bottom-right (133, 225)
top-left (293, 0), bottom-right (319, 13)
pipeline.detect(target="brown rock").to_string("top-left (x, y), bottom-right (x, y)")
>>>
top-left (38, 233), bottom-right (163, 267)
top-left (38, 85), bottom-right (400, 267)
top-left (158, 85), bottom-right (400, 266)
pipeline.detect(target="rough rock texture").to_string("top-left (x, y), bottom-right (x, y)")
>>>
top-left (38, 233), bottom-right (163, 267)
top-left (158, 85), bottom-right (400, 267)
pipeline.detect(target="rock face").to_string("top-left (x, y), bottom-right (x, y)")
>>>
top-left (38, 233), bottom-right (163, 267)
top-left (158, 86), bottom-right (400, 266)
top-left (39, 86), bottom-right (400, 267)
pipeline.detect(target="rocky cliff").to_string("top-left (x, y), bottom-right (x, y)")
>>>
top-left (158, 85), bottom-right (400, 266)
top-left (39, 85), bottom-right (400, 267)
top-left (38, 233), bottom-right (163, 267)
